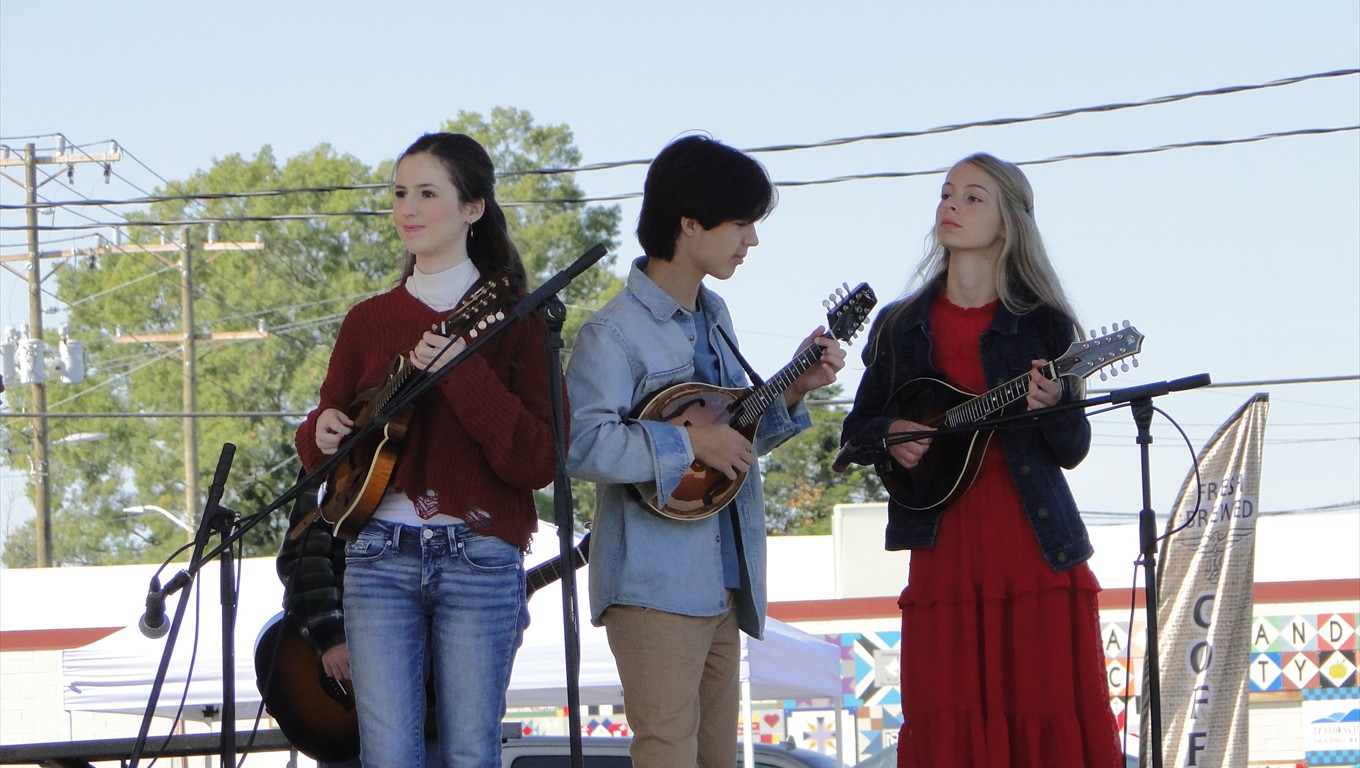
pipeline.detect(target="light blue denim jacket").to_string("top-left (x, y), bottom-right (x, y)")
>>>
top-left (565, 257), bottom-right (812, 639)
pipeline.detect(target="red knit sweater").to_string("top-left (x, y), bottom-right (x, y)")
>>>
top-left (296, 284), bottom-right (557, 550)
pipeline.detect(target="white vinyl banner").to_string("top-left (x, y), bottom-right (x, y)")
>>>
top-left (1150, 394), bottom-right (1269, 767)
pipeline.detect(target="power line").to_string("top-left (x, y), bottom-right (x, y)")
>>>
top-left (771, 126), bottom-right (1359, 189)
top-left (4, 124), bottom-right (1355, 233)
top-left (745, 69), bottom-right (1359, 154)
top-left (488, 68), bottom-right (1360, 175)
top-left (4, 68), bottom-right (1356, 216)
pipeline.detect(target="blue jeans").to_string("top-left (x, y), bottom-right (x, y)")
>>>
top-left (344, 519), bottom-right (529, 768)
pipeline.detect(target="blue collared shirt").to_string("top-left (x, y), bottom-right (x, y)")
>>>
top-left (565, 257), bottom-right (812, 638)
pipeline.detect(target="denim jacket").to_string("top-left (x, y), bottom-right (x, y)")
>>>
top-left (839, 291), bottom-right (1094, 572)
top-left (565, 258), bottom-right (812, 638)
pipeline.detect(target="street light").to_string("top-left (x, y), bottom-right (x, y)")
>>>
top-left (51, 432), bottom-right (108, 446)
top-left (122, 504), bottom-right (194, 533)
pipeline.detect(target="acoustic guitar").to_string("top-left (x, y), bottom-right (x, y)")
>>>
top-left (317, 274), bottom-right (513, 541)
top-left (628, 283), bottom-right (877, 521)
top-left (875, 322), bottom-right (1144, 512)
top-left (255, 533), bottom-right (590, 763)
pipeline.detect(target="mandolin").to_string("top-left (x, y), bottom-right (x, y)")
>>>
top-left (628, 283), bottom-right (877, 521)
top-left (255, 533), bottom-right (590, 762)
top-left (875, 322), bottom-right (1144, 512)
top-left (316, 274), bottom-right (512, 541)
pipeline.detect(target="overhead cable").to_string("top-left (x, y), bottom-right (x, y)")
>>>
top-left (5, 124), bottom-right (1354, 232)
top-left (4, 68), bottom-right (1355, 214)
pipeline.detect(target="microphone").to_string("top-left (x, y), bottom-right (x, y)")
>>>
top-left (138, 577), bottom-right (169, 639)
top-left (202, 443), bottom-right (236, 528)
top-left (831, 439), bottom-right (861, 474)
top-left (832, 434), bottom-right (895, 473)
top-left (1108, 373), bottom-right (1212, 404)
top-left (138, 571), bottom-right (190, 639)
top-left (136, 446), bottom-right (235, 641)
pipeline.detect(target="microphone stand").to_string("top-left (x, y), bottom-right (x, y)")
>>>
top-left (539, 293), bottom-right (586, 768)
top-left (127, 243), bottom-right (609, 767)
top-left (1129, 394), bottom-right (1164, 768)
top-left (508, 244), bottom-right (608, 768)
top-left (836, 372), bottom-right (1210, 767)
top-left (129, 443), bottom-right (236, 768)
top-left (1100, 373), bottom-right (1212, 768)
top-left (214, 498), bottom-right (238, 767)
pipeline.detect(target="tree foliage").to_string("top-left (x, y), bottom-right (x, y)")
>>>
top-left (761, 387), bottom-right (887, 535)
top-left (2, 109), bottom-right (620, 567)
top-left (2, 107), bottom-right (882, 567)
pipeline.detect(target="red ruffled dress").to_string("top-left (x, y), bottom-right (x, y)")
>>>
top-left (896, 297), bottom-right (1122, 768)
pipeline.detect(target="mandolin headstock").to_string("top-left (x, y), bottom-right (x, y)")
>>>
top-left (1054, 321), bottom-right (1144, 381)
top-left (823, 282), bottom-right (877, 344)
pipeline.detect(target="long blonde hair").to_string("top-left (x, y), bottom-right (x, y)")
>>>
top-left (869, 153), bottom-right (1081, 360)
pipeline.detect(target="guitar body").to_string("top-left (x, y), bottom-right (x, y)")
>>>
top-left (319, 372), bottom-right (416, 541)
top-left (627, 382), bottom-right (757, 521)
top-left (864, 323), bottom-right (1145, 514)
top-left (876, 376), bottom-right (994, 513)
top-left (626, 282), bottom-right (879, 522)
top-left (254, 613), bottom-right (360, 763)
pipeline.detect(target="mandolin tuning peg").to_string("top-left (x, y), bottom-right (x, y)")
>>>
top-left (842, 281), bottom-right (851, 293)
top-left (1120, 360), bottom-right (1130, 372)
top-left (822, 299), bottom-right (832, 310)
top-left (1088, 328), bottom-right (1097, 339)
top-left (1099, 369), bottom-right (1109, 382)
top-left (1131, 356), bottom-right (1140, 368)
top-left (1120, 319), bottom-right (1130, 329)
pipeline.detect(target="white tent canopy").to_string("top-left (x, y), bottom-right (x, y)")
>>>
top-left (507, 565), bottom-right (842, 706)
top-left (62, 526), bottom-right (841, 720)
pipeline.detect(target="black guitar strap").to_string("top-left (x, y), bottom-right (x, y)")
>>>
top-left (714, 324), bottom-right (764, 387)
top-left (725, 502), bottom-right (753, 595)
top-left (712, 324), bottom-right (757, 595)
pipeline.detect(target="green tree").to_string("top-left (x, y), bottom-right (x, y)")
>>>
top-left (443, 108), bottom-right (621, 344)
top-left (2, 110), bottom-right (621, 567)
top-left (442, 108), bottom-right (625, 529)
top-left (760, 389), bottom-right (887, 535)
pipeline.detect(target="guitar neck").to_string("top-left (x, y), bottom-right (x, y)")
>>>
top-left (368, 282), bottom-right (507, 416)
top-left (730, 339), bottom-right (826, 430)
top-left (525, 542), bottom-right (589, 597)
top-left (943, 360), bottom-right (1058, 427)
top-left (371, 358), bottom-right (424, 418)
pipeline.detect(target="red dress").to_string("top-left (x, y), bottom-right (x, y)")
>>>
top-left (896, 297), bottom-right (1122, 768)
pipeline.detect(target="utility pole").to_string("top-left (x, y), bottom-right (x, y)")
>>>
top-left (110, 231), bottom-right (265, 533)
top-left (0, 138), bottom-right (120, 566)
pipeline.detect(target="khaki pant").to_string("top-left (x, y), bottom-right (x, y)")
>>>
top-left (602, 598), bottom-right (741, 768)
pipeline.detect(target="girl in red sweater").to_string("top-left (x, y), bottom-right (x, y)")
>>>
top-left (295, 132), bottom-right (556, 768)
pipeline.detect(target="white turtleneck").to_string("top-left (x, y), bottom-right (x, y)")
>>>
top-left (376, 256), bottom-right (482, 526)
top-left (404, 257), bottom-right (480, 311)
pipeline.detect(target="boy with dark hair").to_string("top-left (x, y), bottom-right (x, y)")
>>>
top-left (565, 135), bottom-right (845, 768)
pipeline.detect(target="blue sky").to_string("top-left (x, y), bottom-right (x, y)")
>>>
top-left (1, 1), bottom-right (1357, 562)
